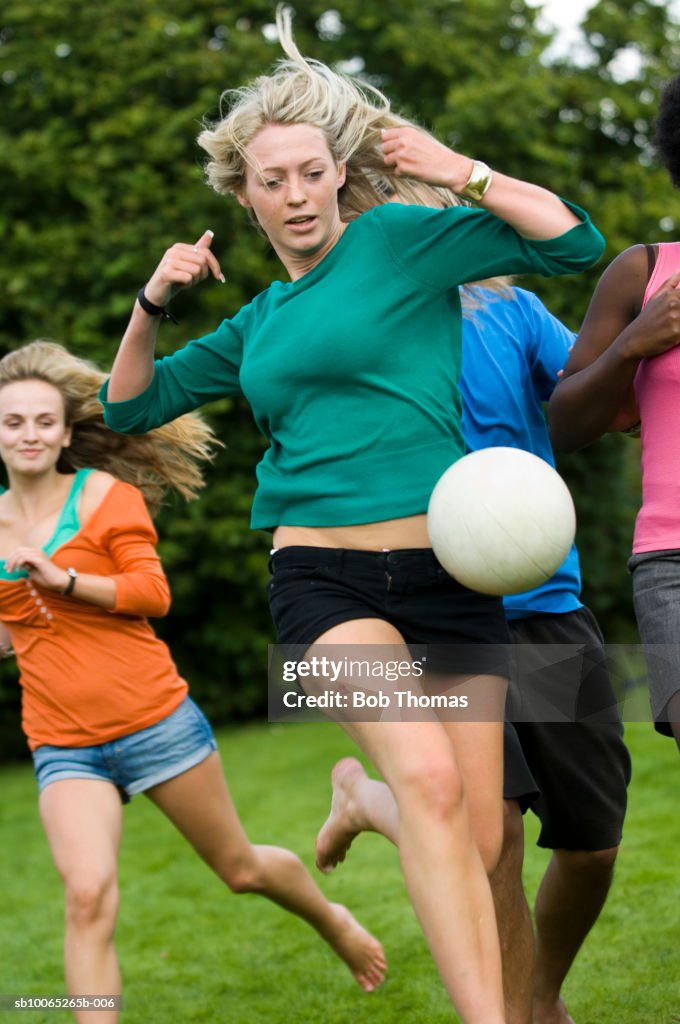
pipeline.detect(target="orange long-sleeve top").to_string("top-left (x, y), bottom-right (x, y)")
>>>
top-left (0, 479), bottom-right (188, 750)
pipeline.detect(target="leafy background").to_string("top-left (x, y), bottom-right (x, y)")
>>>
top-left (1, 0), bottom-right (679, 759)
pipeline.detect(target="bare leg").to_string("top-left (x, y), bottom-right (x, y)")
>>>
top-left (437, 704), bottom-right (506, 876)
top-left (39, 781), bottom-right (123, 1024)
top-left (322, 770), bottom-right (589, 1024)
top-left (489, 800), bottom-right (534, 1024)
top-left (145, 752), bottom-right (386, 992)
top-left (318, 737), bottom-right (513, 1023)
top-left (309, 619), bottom-right (507, 1024)
top-left (317, 713), bottom-right (506, 878)
top-left (532, 847), bottom-right (617, 1024)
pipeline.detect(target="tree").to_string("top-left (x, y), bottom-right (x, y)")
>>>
top-left (0, 0), bottom-right (678, 759)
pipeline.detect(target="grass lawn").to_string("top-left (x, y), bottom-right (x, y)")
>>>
top-left (0, 720), bottom-right (677, 1023)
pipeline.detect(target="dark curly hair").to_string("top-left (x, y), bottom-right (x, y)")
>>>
top-left (654, 72), bottom-right (680, 188)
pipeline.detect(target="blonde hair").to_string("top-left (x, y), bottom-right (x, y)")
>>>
top-left (199, 7), bottom-right (513, 303)
top-left (461, 279), bottom-right (514, 314)
top-left (0, 341), bottom-right (221, 514)
top-left (198, 5), bottom-right (459, 220)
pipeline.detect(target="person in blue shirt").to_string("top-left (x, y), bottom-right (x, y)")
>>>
top-left (459, 285), bottom-right (631, 1024)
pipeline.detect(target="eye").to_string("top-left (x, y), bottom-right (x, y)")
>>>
top-left (263, 178), bottom-right (282, 190)
top-left (307, 170), bottom-right (324, 180)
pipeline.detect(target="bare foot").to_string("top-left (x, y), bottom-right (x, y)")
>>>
top-left (533, 996), bottom-right (575, 1024)
top-left (315, 758), bottom-right (367, 874)
top-left (325, 902), bottom-right (387, 992)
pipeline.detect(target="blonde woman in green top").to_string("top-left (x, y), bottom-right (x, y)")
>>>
top-left (102, 10), bottom-right (604, 1022)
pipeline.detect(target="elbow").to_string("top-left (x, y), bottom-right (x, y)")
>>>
top-left (141, 579), bottom-right (172, 618)
top-left (547, 419), bottom-right (592, 454)
top-left (102, 406), bottom-right (139, 435)
top-left (547, 394), bottom-right (581, 453)
top-left (149, 591), bottom-right (172, 618)
top-left (101, 409), bottom-right (151, 436)
top-left (550, 248), bottom-right (604, 277)
top-left (583, 231), bottom-right (606, 269)
top-left (99, 378), bottom-right (159, 435)
top-left (548, 422), bottom-right (579, 454)
top-left (111, 577), bottom-right (172, 617)
top-left (549, 232), bottom-right (605, 276)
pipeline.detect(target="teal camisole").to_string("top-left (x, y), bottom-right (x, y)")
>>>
top-left (0, 468), bottom-right (94, 581)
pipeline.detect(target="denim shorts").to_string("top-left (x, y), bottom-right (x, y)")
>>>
top-left (268, 546), bottom-right (511, 677)
top-left (32, 697), bottom-right (217, 800)
top-left (629, 549), bottom-right (680, 734)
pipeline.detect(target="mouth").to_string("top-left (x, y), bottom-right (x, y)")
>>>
top-left (285, 215), bottom-right (317, 229)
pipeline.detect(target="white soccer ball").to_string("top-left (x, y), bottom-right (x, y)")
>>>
top-left (427, 447), bottom-right (576, 595)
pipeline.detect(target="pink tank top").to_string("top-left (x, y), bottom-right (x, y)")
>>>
top-left (633, 241), bottom-right (680, 553)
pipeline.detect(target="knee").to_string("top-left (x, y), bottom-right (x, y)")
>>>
top-left (397, 755), bottom-right (466, 825)
top-left (397, 756), bottom-right (503, 871)
top-left (491, 800), bottom-right (524, 880)
top-left (502, 799), bottom-right (524, 851)
top-left (226, 866), bottom-right (263, 895)
top-left (65, 873), bottom-right (118, 930)
top-left (216, 851), bottom-right (264, 895)
top-left (463, 795), bottom-right (514, 877)
top-left (475, 817), bottom-right (505, 876)
top-left (555, 846), bottom-right (619, 883)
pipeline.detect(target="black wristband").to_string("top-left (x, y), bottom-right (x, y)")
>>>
top-left (136, 287), bottom-right (178, 324)
top-left (62, 567), bottom-right (78, 596)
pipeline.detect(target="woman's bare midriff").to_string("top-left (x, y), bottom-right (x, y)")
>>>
top-left (272, 514), bottom-right (431, 551)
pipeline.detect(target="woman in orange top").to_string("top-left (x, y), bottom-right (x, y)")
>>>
top-left (0, 341), bottom-right (385, 1024)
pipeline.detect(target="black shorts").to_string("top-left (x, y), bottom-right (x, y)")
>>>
top-left (502, 608), bottom-right (632, 851)
top-left (268, 546), bottom-right (511, 678)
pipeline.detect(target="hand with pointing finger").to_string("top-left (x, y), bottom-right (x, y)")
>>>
top-left (143, 229), bottom-right (226, 308)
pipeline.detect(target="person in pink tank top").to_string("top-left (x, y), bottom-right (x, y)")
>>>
top-left (548, 71), bottom-right (680, 748)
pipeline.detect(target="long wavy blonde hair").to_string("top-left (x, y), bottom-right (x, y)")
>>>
top-left (198, 4), bottom-right (457, 218)
top-left (0, 341), bottom-right (221, 514)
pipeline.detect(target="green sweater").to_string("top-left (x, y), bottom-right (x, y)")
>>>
top-left (101, 201), bottom-right (604, 529)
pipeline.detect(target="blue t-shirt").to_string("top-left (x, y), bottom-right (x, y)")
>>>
top-left (460, 286), bottom-right (582, 618)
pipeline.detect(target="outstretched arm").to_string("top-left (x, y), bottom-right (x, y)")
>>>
top-left (107, 229), bottom-right (224, 403)
top-left (381, 126), bottom-right (579, 239)
top-left (548, 245), bottom-right (680, 451)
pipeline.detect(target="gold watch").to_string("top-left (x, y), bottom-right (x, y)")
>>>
top-left (458, 160), bottom-right (494, 203)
